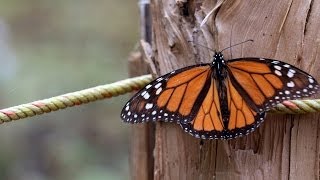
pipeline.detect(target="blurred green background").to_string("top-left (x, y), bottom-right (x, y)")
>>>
top-left (0, 1), bottom-right (139, 179)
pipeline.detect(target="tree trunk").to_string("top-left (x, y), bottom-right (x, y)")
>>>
top-left (131, 0), bottom-right (320, 179)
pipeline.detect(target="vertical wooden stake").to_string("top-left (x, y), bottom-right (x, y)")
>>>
top-left (129, 1), bottom-right (154, 180)
top-left (149, 0), bottom-right (320, 179)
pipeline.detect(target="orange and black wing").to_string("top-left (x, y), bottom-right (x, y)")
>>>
top-left (180, 77), bottom-right (266, 139)
top-left (121, 64), bottom-right (212, 124)
top-left (226, 58), bottom-right (319, 112)
top-left (180, 58), bottom-right (318, 139)
top-left (180, 78), bottom-right (224, 139)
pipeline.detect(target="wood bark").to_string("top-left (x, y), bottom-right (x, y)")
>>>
top-left (131, 0), bottom-right (320, 179)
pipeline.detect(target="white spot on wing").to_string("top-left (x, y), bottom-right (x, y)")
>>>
top-left (287, 71), bottom-right (294, 78)
top-left (156, 77), bottom-right (163, 82)
top-left (275, 70), bottom-right (282, 76)
top-left (155, 83), bottom-right (162, 89)
top-left (145, 103), bottom-right (153, 109)
top-left (152, 111), bottom-right (156, 115)
top-left (156, 87), bottom-right (162, 95)
top-left (309, 78), bottom-right (314, 83)
top-left (143, 92), bottom-right (150, 99)
top-left (125, 106), bottom-right (129, 111)
top-left (274, 65), bottom-right (281, 70)
top-left (287, 81), bottom-right (295, 87)
top-left (146, 84), bottom-right (152, 89)
top-left (289, 69), bottom-right (296, 73)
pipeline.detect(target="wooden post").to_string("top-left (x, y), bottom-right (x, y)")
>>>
top-left (129, 1), bottom-right (155, 180)
top-left (130, 0), bottom-right (320, 179)
top-left (129, 50), bottom-right (155, 180)
top-left (148, 0), bottom-right (320, 179)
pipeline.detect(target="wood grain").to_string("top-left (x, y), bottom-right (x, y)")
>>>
top-left (148, 0), bottom-right (320, 179)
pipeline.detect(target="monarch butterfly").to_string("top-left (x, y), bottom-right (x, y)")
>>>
top-left (120, 48), bottom-right (319, 140)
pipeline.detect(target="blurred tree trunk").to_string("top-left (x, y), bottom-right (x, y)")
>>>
top-left (131, 0), bottom-right (320, 179)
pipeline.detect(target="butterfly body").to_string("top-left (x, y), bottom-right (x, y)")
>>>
top-left (211, 53), bottom-right (230, 129)
top-left (121, 52), bottom-right (319, 139)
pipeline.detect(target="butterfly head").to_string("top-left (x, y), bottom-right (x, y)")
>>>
top-left (213, 51), bottom-right (225, 64)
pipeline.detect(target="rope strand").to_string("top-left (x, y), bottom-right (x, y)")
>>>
top-left (0, 74), bottom-right (318, 124)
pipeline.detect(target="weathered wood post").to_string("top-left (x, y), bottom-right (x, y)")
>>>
top-left (131, 0), bottom-right (320, 179)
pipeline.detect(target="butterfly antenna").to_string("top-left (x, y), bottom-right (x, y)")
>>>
top-left (188, 41), bottom-right (215, 52)
top-left (220, 39), bottom-right (254, 52)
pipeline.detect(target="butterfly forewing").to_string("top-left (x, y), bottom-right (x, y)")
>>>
top-left (227, 58), bottom-right (319, 112)
top-left (121, 64), bottom-right (212, 124)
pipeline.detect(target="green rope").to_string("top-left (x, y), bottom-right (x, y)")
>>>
top-left (0, 75), bottom-right (152, 123)
top-left (0, 74), bottom-right (318, 124)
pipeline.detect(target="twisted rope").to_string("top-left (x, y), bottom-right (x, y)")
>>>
top-left (0, 74), bottom-right (319, 124)
top-left (0, 75), bottom-right (152, 124)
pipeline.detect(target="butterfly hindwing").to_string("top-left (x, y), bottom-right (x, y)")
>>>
top-left (121, 64), bottom-right (212, 124)
top-left (180, 77), bottom-right (266, 139)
